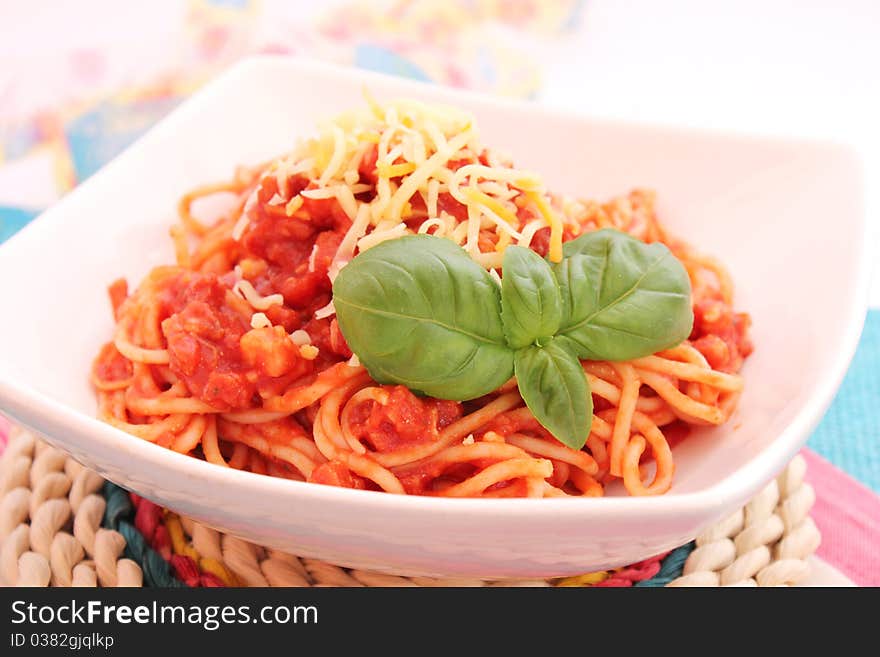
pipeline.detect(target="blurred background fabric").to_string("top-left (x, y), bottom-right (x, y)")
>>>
top-left (0, 0), bottom-right (878, 488)
top-left (0, 0), bottom-right (580, 201)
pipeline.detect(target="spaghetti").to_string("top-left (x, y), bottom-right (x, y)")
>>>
top-left (92, 98), bottom-right (752, 498)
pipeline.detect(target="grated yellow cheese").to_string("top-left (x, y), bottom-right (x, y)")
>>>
top-left (289, 329), bottom-right (312, 346)
top-left (377, 162), bottom-right (417, 178)
top-left (495, 228), bottom-right (512, 253)
top-left (329, 204), bottom-right (373, 282)
top-left (387, 129), bottom-right (473, 223)
top-left (233, 280), bottom-right (284, 311)
top-left (463, 188), bottom-right (523, 240)
top-left (299, 344), bottom-right (319, 360)
top-left (357, 221), bottom-right (408, 252)
top-left (526, 190), bottom-right (564, 263)
top-left (250, 312), bottom-right (272, 329)
top-left (284, 195), bottom-right (303, 217)
top-left (245, 93), bottom-right (581, 328)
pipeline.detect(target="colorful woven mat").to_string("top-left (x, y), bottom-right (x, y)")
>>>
top-left (0, 424), bottom-right (820, 587)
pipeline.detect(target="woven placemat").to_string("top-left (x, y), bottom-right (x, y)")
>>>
top-left (0, 425), bottom-right (820, 587)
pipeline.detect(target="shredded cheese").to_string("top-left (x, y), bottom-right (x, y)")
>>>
top-left (463, 188), bottom-right (523, 240)
top-left (250, 312), bottom-right (272, 329)
top-left (289, 330), bottom-right (312, 346)
top-left (244, 96), bottom-right (578, 283)
top-left (417, 218), bottom-right (445, 235)
top-left (284, 195), bottom-right (303, 217)
top-left (329, 204), bottom-right (372, 282)
top-left (377, 161), bottom-right (417, 178)
top-left (495, 227), bottom-right (512, 253)
top-left (517, 219), bottom-right (544, 248)
top-left (426, 178), bottom-right (440, 218)
top-left (333, 185), bottom-right (358, 221)
top-left (465, 201), bottom-right (481, 254)
top-left (273, 159), bottom-right (293, 198)
top-left (357, 222), bottom-right (408, 252)
top-left (307, 244), bottom-right (319, 273)
top-left (526, 190), bottom-right (563, 263)
top-left (450, 217), bottom-right (470, 245)
top-left (301, 187), bottom-right (339, 200)
top-left (233, 280), bottom-right (284, 311)
top-left (315, 299), bottom-right (336, 319)
top-left (299, 344), bottom-right (319, 360)
top-left (231, 213), bottom-right (250, 241)
top-left (318, 124), bottom-right (347, 186)
top-left (472, 251), bottom-right (504, 269)
top-left (231, 190), bottom-right (259, 241)
top-left (387, 129), bottom-right (472, 223)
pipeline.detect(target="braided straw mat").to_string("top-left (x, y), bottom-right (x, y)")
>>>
top-left (0, 425), bottom-right (821, 587)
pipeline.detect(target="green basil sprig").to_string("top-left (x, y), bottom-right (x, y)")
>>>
top-left (332, 229), bottom-right (692, 450)
top-left (332, 235), bottom-right (513, 401)
top-left (554, 230), bottom-right (695, 361)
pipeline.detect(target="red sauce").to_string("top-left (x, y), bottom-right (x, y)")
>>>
top-left (139, 164), bottom-right (750, 495)
top-left (528, 225), bottom-right (576, 258)
top-left (437, 192), bottom-right (468, 222)
top-left (658, 419), bottom-right (691, 450)
top-left (158, 272), bottom-right (317, 409)
top-left (107, 278), bottom-right (129, 319)
top-left (481, 410), bottom-right (549, 440)
top-left (346, 385), bottom-right (462, 453)
top-left (690, 299), bottom-right (753, 373)
top-left (358, 145), bottom-right (379, 185)
top-left (93, 343), bottom-right (132, 385)
top-left (159, 273), bottom-right (254, 409)
top-left (396, 457), bottom-right (505, 496)
top-left (308, 461), bottom-right (369, 489)
top-left (254, 416), bottom-right (310, 444)
top-left (154, 171), bottom-right (364, 410)
top-left (308, 461), bottom-right (367, 490)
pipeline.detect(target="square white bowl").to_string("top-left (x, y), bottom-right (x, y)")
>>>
top-left (0, 57), bottom-right (868, 578)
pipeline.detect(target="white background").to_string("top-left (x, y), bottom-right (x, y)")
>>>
top-left (2, 0), bottom-right (878, 304)
top-left (541, 0), bottom-right (880, 307)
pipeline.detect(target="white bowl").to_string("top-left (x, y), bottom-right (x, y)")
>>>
top-left (0, 57), bottom-right (868, 578)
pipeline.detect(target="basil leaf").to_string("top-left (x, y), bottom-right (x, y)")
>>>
top-left (333, 235), bottom-right (513, 400)
top-left (554, 228), bottom-right (693, 361)
top-left (514, 337), bottom-right (592, 449)
top-left (500, 245), bottom-right (563, 349)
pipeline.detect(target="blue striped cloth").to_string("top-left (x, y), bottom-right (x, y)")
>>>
top-left (808, 310), bottom-right (880, 492)
top-left (0, 206), bottom-right (38, 243)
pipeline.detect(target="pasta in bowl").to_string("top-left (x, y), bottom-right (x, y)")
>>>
top-left (93, 96), bottom-right (751, 499)
top-left (0, 58), bottom-right (865, 576)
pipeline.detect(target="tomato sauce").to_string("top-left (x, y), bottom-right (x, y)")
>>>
top-left (690, 298), bottom-right (753, 373)
top-left (130, 159), bottom-right (749, 493)
top-left (309, 461), bottom-right (369, 489)
top-left (149, 170), bottom-right (366, 411)
top-left (346, 386), bottom-right (461, 453)
top-left (481, 410), bottom-right (550, 440)
top-left (92, 343), bottom-right (133, 385)
top-left (157, 271), bottom-right (319, 410)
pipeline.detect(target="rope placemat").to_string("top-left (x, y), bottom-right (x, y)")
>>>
top-left (0, 425), bottom-right (820, 587)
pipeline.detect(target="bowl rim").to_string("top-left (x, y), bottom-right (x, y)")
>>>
top-left (0, 55), bottom-right (870, 518)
